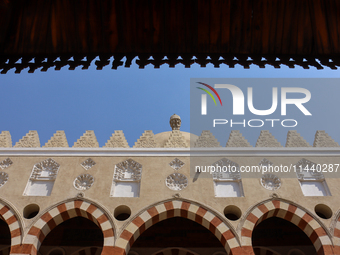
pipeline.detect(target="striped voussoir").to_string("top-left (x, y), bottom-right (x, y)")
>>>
top-left (115, 200), bottom-right (240, 255)
top-left (23, 200), bottom-right (115, 255)
top-left (241, 200), bottom-right (334, 255)
top-left (0, 202), bottom-right (22, 254)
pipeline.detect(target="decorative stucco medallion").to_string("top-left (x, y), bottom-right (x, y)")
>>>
top-left (260, 174), bottom-right (281, 191)
top-left (169, 158), bottom-right (185, 171)
top-left (0, 172), bottom-right (8, 188)
top-left (165, 173), bottom-right (188, 191)
top-left (81, 158), bottom-right (96, 170)
top-left (73, 174), bottom-right (94, 191)
top-left (0, 158), bottom-right (13, 170)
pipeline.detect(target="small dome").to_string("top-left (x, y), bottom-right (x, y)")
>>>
top-left (154, 131), bottom-right (198, 147)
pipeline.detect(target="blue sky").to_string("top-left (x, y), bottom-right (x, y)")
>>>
top-left (1, 59), bottom-right (340, 147)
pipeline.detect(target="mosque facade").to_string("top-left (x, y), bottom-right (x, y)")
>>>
top-left (0, 115), bottom-right (339, 255)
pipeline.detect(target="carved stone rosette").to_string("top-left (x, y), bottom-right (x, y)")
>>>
top-left (260, 174), bottom-right (281, 191)
top-left (165, 173), bottom-right (188, 191)
top-left (0, 158), bottom-right (13, 170)
top-left (81, 158), bottom-right (96, 171)
top-left (73, 174), bottom-right (95, 191)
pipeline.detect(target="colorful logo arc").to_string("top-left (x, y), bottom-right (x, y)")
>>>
top-left (196, 82), bottom-right (223, 106)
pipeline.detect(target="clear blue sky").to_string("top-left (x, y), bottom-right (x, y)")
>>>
top-left (1, 59), bottom-right (340, 147)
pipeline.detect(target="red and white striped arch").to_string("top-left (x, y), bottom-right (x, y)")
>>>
top-left (114, 199), bottom-right (241, 255)
top-left (0, 201), bottom-right (23, 254)
top-left (240, 200), bottom-right (334, 255)
top-left (22, 199), bottom-right (115, 255)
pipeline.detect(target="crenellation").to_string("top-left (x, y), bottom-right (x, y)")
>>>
top-left (73, 130), bottom-right (99, 148)
top-left (0, 131), bottom-right (12, 148)
top-left (164, 130), bottom-right (189, 148)
top-left (313, 130), bottom-right (339, 147)
top-left (0, 115), bottom-right (339, 255)
top-left (285, 130), bottom-right (311, 147)
top-left (226, 130), bottom-right (252, 147)
top-left (3, 129), bottom-right (340, 148)
top-left (14, 130), bottom-right (40, 148)
top-left (44, 131), bottom-right (69, 147)
top-left (103, 130), bottom-right (129, 148)
top-left (194, 130), bottom-right (221, 147)
top-left (133, 130), bottom-right (157, 148)
top-left (255, 130), bottom-right (282, 147)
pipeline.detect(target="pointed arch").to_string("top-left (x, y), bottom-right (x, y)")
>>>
top-left (240, 199), bottom-right (333, 255)
top-left (114, 199), bottom-right (241, 255)
top-left (22, 198), bottom-right (115, 255)
top-left (0, 199), bottom-right (23, 254)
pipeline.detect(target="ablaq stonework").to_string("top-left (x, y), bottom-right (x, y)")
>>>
top-left (0, 115), bottom-right (339, 255)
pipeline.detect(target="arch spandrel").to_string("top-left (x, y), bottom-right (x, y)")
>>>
top-left (239, 199), bottom-right (334, 255)
top-left (114, 199), bottom-right (241, 255)
top-left (22, 198), bottom-right (115, 255)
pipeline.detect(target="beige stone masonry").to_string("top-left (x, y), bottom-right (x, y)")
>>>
top-left (255, 130), bottom-right (282, 147)
top-left (226, 130), bottom-right (252, 147)
top-left (73, 130), bottom-right (99, 148)
top-left (133, 130), bottom-right (157, 148)
top-left (103, 130), bottom-right (129, 148)
top-left (0, 131), bottom-right (12, 147)
top-left (285, 130), bottom-right (311, 147)
top-left (164, 130), bottom-right (189, 148)
top-left (313, 130), bottom-right (339, 147)
top-left (14, 130), bottom-right (40, 148)
top-left (194, 130), bottom-right (221, 147)
top-left (43, 131), bottom-right (69, 147)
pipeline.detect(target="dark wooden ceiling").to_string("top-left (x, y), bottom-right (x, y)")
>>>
top-left (1, 0), bottom-right (340, 73)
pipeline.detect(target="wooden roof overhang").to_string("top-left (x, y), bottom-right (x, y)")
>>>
top-left (1, 0), bottom-right (340, 73)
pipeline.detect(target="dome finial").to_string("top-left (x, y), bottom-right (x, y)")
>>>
top-left (170, 114), bottom-right (181, 130)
